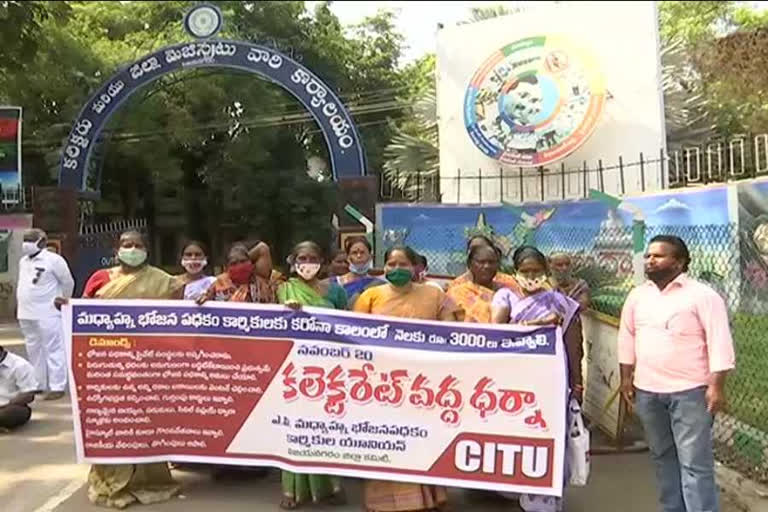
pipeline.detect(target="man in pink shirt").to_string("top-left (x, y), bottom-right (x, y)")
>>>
top-left (619, 235), bottom-right (735, 512)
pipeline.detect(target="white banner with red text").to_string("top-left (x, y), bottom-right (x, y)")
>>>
top-left (64, 299), bottom-right (567, 496)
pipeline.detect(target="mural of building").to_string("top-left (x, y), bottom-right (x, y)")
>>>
top-left (377, 183), bottom-right (734, 314)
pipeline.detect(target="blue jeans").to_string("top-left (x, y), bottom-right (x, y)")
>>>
top-left (634, 386), bottom-right (719, 512)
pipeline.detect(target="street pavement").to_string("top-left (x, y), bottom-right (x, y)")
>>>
top-left (0, 331), bottom-right (748, 512)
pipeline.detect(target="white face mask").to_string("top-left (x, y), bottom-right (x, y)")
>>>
top-left (349, 260), bottom-right (372, 276)
top-left (182, 258), bottom-right (207, 274)
top-left (22, 241), bottom-right (41, 256)
top-left (516, 274), bottom-right (548, 292)
top-left (296, 263), bottom-right (321, 281)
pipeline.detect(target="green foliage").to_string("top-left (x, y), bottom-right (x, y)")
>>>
top-left (658, 1), bottom-right (733, 45)
top-left (0, 1), bottom-right (406, 264)
top-left (381, 54), bottom-right (437, 200)
top-left (660, 1), bottom-right (768, 134)
top-left (0, 1), bottom-right (71, 72)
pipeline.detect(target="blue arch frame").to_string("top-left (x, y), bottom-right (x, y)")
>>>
top-left (58, 40), bottom-right (367, 193)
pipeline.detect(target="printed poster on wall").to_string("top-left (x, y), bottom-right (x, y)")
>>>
top-left (64, 300), bottom-right (568, 496)
top-left (0, 107), bottom-right (22, 196)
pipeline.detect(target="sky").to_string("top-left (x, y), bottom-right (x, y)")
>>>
top-left (306, 1), bottom-right (556, 64)
top-left (307, 1), bottom-right (768, 65)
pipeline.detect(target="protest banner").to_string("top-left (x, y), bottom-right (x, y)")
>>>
top-left (63, 300), bottom-right (568, 496)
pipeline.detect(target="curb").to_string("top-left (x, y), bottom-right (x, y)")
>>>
top-left (0, 323), bottom-right (21, 340)
top-left (716, 462), bottom-right (768, 511)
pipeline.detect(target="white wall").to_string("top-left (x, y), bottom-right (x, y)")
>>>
top-left (581, 311), bottom-right (622, 440)
top-left (436, 1), bottom-right (665, 204)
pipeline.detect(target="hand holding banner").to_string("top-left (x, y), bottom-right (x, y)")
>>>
top-left (64, 299), bottom-right (568, 497)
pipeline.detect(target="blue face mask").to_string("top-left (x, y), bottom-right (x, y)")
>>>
top-left (349, 260), bottom-right (372, 276)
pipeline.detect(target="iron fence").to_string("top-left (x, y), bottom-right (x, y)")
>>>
top-left (0, 186), bottom-right (31, 212)
top-left (390, 223), bottom-right (768, 483)
top-left (380, 133), bottom-right (768, 204)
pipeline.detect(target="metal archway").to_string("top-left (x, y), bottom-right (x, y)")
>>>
top-left (58, 39), bottom-right (367, 194)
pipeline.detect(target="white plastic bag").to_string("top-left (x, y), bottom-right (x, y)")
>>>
top-left (567, 398), bottom-right (590, 486)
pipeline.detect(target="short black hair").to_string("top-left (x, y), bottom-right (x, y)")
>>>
top-left (384, 245), bottom-right (419, 265)
top-left (229, 242), bottom-right (249, 254)
top-left (291, 241), bottom-right (326, 262)
top-left (512, 245), bottom-right (548, 271)
top-left (649, 235), bottom-right (691, 272)
top-left (467, 244), bottom-right (501, 267)
top-left (466, 235), bottom-right (495, 252)
top-left (329, 246), bottom-right (346, 260)
top-left (417, 254), bottom-right (428, 267)
top-left (181, 240), bottom-right (209, 257)
top-left (344, 236), bottom-right (372, 254)
top-left (118, 230), bottom-right (147, 247)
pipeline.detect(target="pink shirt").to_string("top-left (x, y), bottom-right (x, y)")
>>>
top-left (618, 274), bottom-right (735, 393)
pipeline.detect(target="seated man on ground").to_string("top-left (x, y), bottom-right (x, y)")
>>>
top-left (0, 345), bottom-right (40, 432)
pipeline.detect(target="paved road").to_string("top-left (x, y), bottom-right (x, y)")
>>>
top-left (0, 331), bottom-right (747, 512)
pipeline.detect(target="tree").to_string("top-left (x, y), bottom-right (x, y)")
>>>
top-left (0, 0), bottom-right (407, 265)
top-left (659, 1), bottom-right (768, 135)
top-left (0, 2), bottom-right (71, 73)
top-left (382, 55), bottom-right (438, 200)
top-left (658, 1), bottom-right (733, 45)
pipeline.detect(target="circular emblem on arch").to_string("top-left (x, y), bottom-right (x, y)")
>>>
top-left (464, 35), bottom-right (606, 167)
top-left (184, 4), bottom-right (223, 39)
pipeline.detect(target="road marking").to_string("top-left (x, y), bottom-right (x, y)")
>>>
top-left (33, 478), bottom-right (84, 512)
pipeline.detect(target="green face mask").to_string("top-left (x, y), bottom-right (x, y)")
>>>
top-left (386, 268), bottom-right (412, 287)
top-left (118, 247), bottom-right (148, 268)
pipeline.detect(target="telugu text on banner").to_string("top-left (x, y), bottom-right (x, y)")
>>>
top-left (63, 300), bottom-right (567, 496)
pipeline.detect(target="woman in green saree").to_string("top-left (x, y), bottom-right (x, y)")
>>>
top-left (276, 241), bottom-right (347, 509)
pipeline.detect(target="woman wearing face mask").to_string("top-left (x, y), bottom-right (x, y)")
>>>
top-left (490, 246), bottom-right (584, 512)
top-left (411, 254), bottom-right (445, 290)
top-left (446, 244), bottom-right (503, 323)
top-left (549, 252), bottom-right (590, 310)
top-left (198, 241), bottom-right (281, 305)
top-left (179, 241), bottom-right (216, 301)
top-left (276, 241), bottom-right (347, 509)
top-left (332, 236), bottom-right (384, 307)
top-left (77, 231), bottom-right (184, 508)
top-left (446, 235), bottom-right (520, 292)
top-left (81, 230), bottom-right (183, 300)
top-left (354, 245), bottom-right (458, 512)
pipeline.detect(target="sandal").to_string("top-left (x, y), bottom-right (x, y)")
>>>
top-left (280, 497), bottom-right (300, 510)
top-left (323, 490), bottom-right (347, 506)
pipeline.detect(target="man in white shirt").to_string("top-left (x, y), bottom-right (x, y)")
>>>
top-left (0, 345), bottom-right (39, 431)
top-left (16, 229), bottom-right (74, 400)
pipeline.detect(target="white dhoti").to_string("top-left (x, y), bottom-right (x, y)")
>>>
top-left (19, 317), bottom-right (66, 392)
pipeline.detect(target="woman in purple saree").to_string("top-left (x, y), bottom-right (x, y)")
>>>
top-left (491, 246), bottom-right (585, 512)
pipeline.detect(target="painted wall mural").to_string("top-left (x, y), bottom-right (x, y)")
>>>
top-left (377, 185), bottom-right (733, 315)
top-left (464, 35), bottom-right (606, 167)
top-left (437, 1), bottom-right (666, 203)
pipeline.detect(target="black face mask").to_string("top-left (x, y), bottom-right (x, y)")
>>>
top-left (646, 266), bottom-right (680, 285)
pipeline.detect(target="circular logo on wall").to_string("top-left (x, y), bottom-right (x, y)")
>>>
top-left (464, 35), bottom-right (606, 167)
top-left (184, 4), bottom-right (223, 39)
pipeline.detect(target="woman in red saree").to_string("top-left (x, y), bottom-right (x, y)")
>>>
top-left (198, 241), bottom-right (282, 305)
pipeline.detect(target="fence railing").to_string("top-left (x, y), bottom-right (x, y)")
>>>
top-left (388, 222), bottom-right (768, 483)
top-left (0, 187), bottom-right (32, 212)
top-left (380, 133), bottom-right (768, 204)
